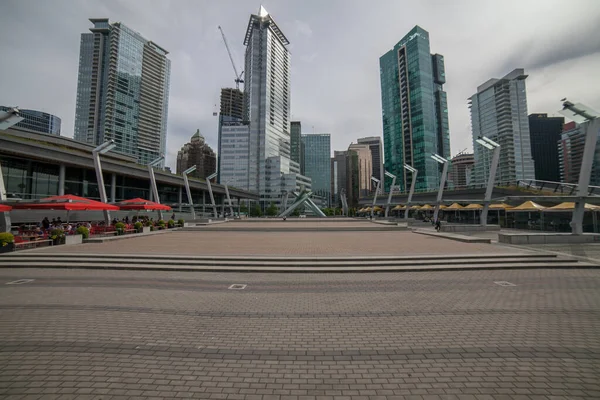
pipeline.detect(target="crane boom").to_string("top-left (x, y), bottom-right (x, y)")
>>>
top-left (218, 25), bottom-right (244, 89)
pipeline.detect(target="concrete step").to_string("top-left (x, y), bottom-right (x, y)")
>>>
top-left (0, 256), bottom-right (571, 268)
top-left (0, 253), bottom-right (557, 262)
top-left (0, 260), bottom-right (591, 273)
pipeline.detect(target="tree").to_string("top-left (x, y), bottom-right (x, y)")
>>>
top-left (250, 204), bottom-right (262, 217)
top-left (240, 203), bottom-right (248, 214)
top-left (266, 202), bottom-right (278, 217)
top-left (292, 208), bottom-right (301, 217)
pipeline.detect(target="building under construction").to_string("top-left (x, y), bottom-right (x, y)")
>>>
top-left (220, 88), bottom-right (244, 120)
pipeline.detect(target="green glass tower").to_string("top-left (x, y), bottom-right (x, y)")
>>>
top-left (380, 25), bottom-right (450, 192)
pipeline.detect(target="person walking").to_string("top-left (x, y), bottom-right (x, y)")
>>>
top-left (435, 218), bottom-right (441, 232)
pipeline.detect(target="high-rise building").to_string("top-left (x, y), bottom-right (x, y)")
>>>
top-left (528, 113), bottom-right (564, 182)
top-left (470, 69), bottom-right (535, 186)
top-left (357, 136), bottom-right (384, 193)
top-left (380, 25), bottom-right (450, 193)
top-left (331, 150), bottom-right (347, 207)
top-left (218, 119), bottom-right (250, 189)
top-left (235, 6), bottom-right (309, 208)
top-left (0, 106), bottom-right (61, 135)
top-left (74, 18), bottom-right (171, 166)
top-left (302, 134), bottom-right (331, 205)
top-left (220, 88), bottom-right (244, 120)
top-left (290, 121), bottom-right (304, 174)
top-left (448, 152), bottom-right (474, 189)
top-left (176, 129), bottom-right (217, 180)
top-left (347, 143), bottom-right (372, 207)
top-left (559, 121), bottom-right (600, 186)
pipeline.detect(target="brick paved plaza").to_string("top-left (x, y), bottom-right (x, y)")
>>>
top-left (1, 220), bottom-right (599, 399)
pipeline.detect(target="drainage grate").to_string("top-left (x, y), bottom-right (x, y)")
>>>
top-left (494, 281), bottom-right (516, 287)
top-left (6, 279), bottom-right (35, 285)
top-left (228, 284), bottom-right (247, 290)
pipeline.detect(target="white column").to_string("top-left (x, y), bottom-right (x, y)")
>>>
top-left (572, 118), bottom-right (600, 234)
top-left (110, 173), bottom-right (116, 203)
top-left (58, 164), bottom-right (66, 196)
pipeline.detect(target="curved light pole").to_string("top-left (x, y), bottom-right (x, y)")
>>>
top-left (93, 140), bottom-right (117, 225)
top-left (431, 154), bottom-right (449, 223)
top-left (182, 165), bottom-right (197, 220)
top-left (205, 171), bottom-right (218, 218)
top-left (475, 136), bottom-right (500, 226)
top-left (403, 164), bottom-right (417, 221)
top-left (384, 171), bottom-right (397, 218)
top-left (370, 176), bottom-right (380, 218)
top-left (558, 100), bottom-right (600, 234)
top-left (224, 178), bottom-right (235, 217)
top-left (148, 156), bottom-right (165, 220)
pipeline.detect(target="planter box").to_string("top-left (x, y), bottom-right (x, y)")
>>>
top-left (65, 234), bottom-right (83, 246)
top-left (142, 226), bottom-right (151, 234)
top-left (0, 242), bottom-right (15, 253)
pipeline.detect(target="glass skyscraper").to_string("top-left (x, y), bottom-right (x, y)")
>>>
top-left (469, 69), bottom-right (535, 186)
top-left (380, 25), bottom-right (450, 192)
top-left (290, 121), bottom-right (303, 174)
top-left (74, 18), bottom-right (171, 166)
top-left (302, 134), bottom-right (331, 205)
top-left (0, 106), bottom-right (61, 135)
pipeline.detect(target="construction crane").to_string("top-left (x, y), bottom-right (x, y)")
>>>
top-left (218, 26), bottom-right (244, 90)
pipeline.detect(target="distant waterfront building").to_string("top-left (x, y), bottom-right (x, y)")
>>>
top-left (528, 113), bottom-right (564, 183)
top-left (380, 25), bottom-right (450, 192)
top-left (559, 121), bottom-right (600, 186)
top-left (331, 150), bottom-right (347, 207)
top-left (176, 130), bottom-right (217, 180)
top-left (302, 134), bottom-right (331, 205)
top-left (290, 121), bottom-right (304, 174)
top-left (220, 88), bottom-right (244, 120)
top-left (470, 68), bottom-right (535, 186)
top-left (448, 152), bottom-right (474, 189)
top-left (74, 18), bottom-right (171, 166)
top-left (0, 106), bottom-right (61, 135)
top-left (347, 143), bottom-right (372, 207)
top-left (357, 136), bottom-right (384, 193)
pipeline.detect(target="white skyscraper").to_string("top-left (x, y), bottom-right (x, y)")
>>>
top-left (221, 6), bottom-right (309, 208)
top-left (469, 68), bottom-right (535, 186)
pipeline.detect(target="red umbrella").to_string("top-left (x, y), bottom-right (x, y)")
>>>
top-left (115, 198), bottom-right (171, 211)
top-left (0, 204), bottom-right (12, 212)
top-left (12, 194), bottom-right (119, 211)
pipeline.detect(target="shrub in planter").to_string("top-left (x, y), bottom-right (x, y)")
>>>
top-left (50, 229), bottom-right (65, 245)
top-left (134, 221), bottom-right (143, 232)
top-left (114, 222), bottom-right (126, 235)
top-left (157, 220), bottom-right (166, 230)
top-left (177, 218), bottom-right (185, 226)
top-left (144, 220), bottom-right (152, 227)
top-left (76, 226), bottom-right (89, 239)
top-left (167, 219), bottom-right (175, 228)
top-left (0, 233), bottom-right (14, 253)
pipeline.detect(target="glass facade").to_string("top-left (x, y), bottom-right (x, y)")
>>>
top-left (74, 19), bottom-right (171, 166)
top-left (301, 134), bottom-right (331, 205)
top-left (357, 137), bottom-right (384, 193)
top-left (219, 122), bottom-right (251, 191)
top-left (290, 121), bottom-right (303, 173)
top-left (380, 26), bottom-right (450, 193)
top-left (0, 107), bottom-right (61, 135)
top-left (470, 69), bottom-right (536, 186)
top-left (528, 113), bottom-right (564, 182)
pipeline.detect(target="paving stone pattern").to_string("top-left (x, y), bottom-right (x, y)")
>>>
top-left (32, 231), bottom-right (522, 257)
top-left (0, 268), bottom-right (599, 399)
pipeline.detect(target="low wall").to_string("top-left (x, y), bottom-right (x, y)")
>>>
top-left (498, 233), bottom-right (600, 245)
top-left (441, 224), bottom-right (501, 233)
top-left (65, 234), bottom-right (83, 245)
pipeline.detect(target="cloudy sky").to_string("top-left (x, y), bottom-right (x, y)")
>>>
top-left (1, 0), bottom-right (599, 170)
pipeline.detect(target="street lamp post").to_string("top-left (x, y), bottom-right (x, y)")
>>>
top-left (147, 156), bottom-right (165, 221)
top-left (431, 154), bottom-right (449, 223)
top-left (205, 172), bottom-right (218, 218)
top-left (93, 140), bottom-right (117, 225)
top-left (384, 171), bottom-right (397, 218)
top-left (370, 177), bottom-right (380, 219)
top-left (558, 100), bottom-right (600, 235)
top-left (403, 164), bottom-right (418, 221)
top-left (475, 136), bottom-right (501, 226)
top-left (224, 178), bottom-right (235, 217)
top-left (182, 165), bottom-right (197, 220)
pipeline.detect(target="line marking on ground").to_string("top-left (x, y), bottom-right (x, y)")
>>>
top-left (228, 284), bottom-right (247, 290)
top-left (494, 281), bottom-right (516, 287)
top-left (6, 279), bottom-right (35, 285)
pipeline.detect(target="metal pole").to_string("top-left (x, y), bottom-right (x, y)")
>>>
top-left (58, 164), bottom-right (66, 196)
top-left (147, 165), bottom-right (163, 221)
top-left (0, 161), bottom-right (11, 233)
top-left (433, 162), bottom-right (449, 223)
top-left (92, 150), bottom-right (111, 225)
top-left (385, 175), bottom-right (397, 218)
top-left (224, 183), bottom-right (234, 217)
top-left (182, 172), bottom-right (196, 220)
top-left (205, 173), bottom-right (218, 218)
top-left (572, 118), bottom-right (599, 234)
top-left (371, 179), bottom-right (380, 219)
top-left (178, 186), bottom-right (182, 213)
top-left (110, 173), bottom-right (116, 203)
top-left (480, 145), bottom-right (501, 226)
top-left (405, 170), bottom-right (417, 221)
